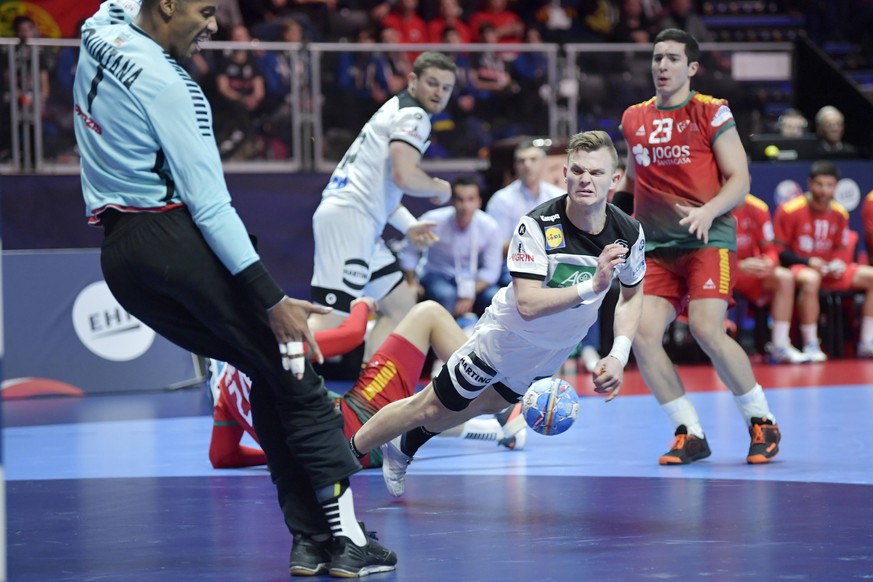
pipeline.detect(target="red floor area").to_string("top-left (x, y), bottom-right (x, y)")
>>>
top-left (565, 358), bottom-right (873, 396)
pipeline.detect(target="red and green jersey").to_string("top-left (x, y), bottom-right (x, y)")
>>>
top-left (773, 193), bottom-right (849, 261)
top-left (733, 194), bottom-right (779, 263)
top-left (621, 91), bottom-right (737, 251)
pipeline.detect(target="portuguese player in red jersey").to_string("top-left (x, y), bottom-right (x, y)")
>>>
top-left (209, 298), bottom-right (524, 470)
top-left (615, 28), bottom-right (781, 465)
top-left (732, 194), bottom-right (809, 363)
top-left (774, 160), bottom-right (873, 360)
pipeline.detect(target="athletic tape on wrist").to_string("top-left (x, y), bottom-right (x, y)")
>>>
top-left (576, 280), bottom-right (597, 302)
top-left (608, 335), bottom-right (632, 368)
top-left (388, 206), bottom-right (417, 234)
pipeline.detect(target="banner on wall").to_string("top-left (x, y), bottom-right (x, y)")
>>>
top-left (3, 249), bottom-right (202, 394)
top-left (0, 0), bottom-right (100, 38)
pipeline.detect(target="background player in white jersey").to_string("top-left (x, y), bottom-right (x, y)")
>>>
top-left (73, 1), bottom-right (395, 577)
top-left (348, 130), bottom-right (647, 497)
top-left (311, 51), bottom-right (457, 359)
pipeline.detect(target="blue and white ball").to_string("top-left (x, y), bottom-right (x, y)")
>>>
top-left (521, 377), bottom-right (580, 436)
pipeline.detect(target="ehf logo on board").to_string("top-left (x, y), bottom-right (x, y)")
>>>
top-left (72, 281), bottom-right (155, 361)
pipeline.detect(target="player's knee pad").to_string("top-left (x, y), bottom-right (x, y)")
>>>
top-left (433, 351), bottom-right (497, 412)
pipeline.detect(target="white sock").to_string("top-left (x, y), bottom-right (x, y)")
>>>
top-left (321, 486), bottom-right (366, 546)
top-left (861, 317), bottom-right (873, 346)
top-left (801, 324), bottom-right (819, 347)
top-left (459, 417), bottom-right (503, 441)
top-left (661, 396), bottom-right (704, 438)
top-left (771, 321), bottom-right (791, 348)
top-left (733, 384), bottom-right (775, 426)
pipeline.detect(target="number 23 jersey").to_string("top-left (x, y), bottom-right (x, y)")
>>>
top-left (621, 91), bottom-right (737, 251)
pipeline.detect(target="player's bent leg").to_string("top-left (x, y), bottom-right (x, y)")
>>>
top-left (307, 309), bottom-right (347, 333)
top-left (354, 383), bottom-right (454, 455)
top-left (366, 282), bottom-right (417, 360)
top-left (392, 300), bottom-right (467, 360)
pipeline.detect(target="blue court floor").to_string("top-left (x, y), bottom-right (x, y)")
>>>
top-left (5, 363), bottom-right (873, 581)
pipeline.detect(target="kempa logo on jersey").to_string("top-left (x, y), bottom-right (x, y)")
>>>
top-left (72, 281), bottom-right (155, 361)
top-left (539, 213), bottom-right (560, 222)
top-left (548, 263), bottom-right (595, 288)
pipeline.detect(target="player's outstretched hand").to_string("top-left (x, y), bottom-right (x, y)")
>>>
top-left (268, 297), bottom-right (332, 378)
top-left (408, 220), bottom-right (439, 249)
top-left (592, 356), bottom-right (624, 402)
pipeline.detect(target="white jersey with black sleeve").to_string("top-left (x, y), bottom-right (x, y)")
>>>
top-left (321, 91), bottom-right (432, 229)
top-left (73, 1), bottom-right (259, 277)
top-left (489, 195), bottom-right (646, 350)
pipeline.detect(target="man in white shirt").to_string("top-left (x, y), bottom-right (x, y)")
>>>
top-left (486, 138), bottom-right (566, 286)
top-left (400, 176), bottom-right (502, 319)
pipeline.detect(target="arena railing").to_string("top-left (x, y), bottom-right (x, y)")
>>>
top-left (1, 39), bottom-right (795, 175)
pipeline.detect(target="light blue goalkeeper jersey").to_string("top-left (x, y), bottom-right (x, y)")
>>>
top-left (73, 1), bottom-right (258, 276)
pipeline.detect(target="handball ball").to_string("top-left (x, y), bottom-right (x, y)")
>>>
top-left (521, 377), bottom-right (580, 436)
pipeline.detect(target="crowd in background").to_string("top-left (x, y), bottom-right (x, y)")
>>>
top-left (3, 0), bottom-right (873, 165)
top-left (2, 1), bottom-right (873, 366)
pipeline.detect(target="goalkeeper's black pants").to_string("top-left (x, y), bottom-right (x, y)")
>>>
top-left (99, 207), bottom-right (360, 536)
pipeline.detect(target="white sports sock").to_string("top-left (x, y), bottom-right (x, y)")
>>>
top-left (321, 486), bottom-right (366, 546)
top-left (801, 324), bottom-right (819, 347)
top-left (661, 396), bottom-right (704, 438)
top-left (733, 384), bottom-right (776, 426)
top-left (771, 321), bottom-right (791, 348)
top-left (860, 317), bottom-right (873, 346)
top-left (458, 417), bottom-right (503, 441)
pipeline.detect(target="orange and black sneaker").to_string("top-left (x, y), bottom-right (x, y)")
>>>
top-left (658, 425), bottom-right (712, 465)
top-left (747, 417), bottom-right (781, 464)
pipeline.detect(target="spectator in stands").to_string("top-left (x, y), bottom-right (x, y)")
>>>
top-left (468, 22), bottom-right (518, 132)
top-left (814, 106), bottom-right (860, 159)
top-left (215, 0), bottom-right (244, 38)
top-left (468, 0), bottom-right (524, 43)
top-left (366, 27), bottom-right (413, 104)
top-left (424, 26), bottom-right (481, 158)
top-left (512, 26), bottom-right (550, 132)
top-left (258, 18), bottom-right (309, 159)
top-left (381, 0), bottom-right (428, 45)
top-left (862, 189), bottom-right (873, 266)
top-left (521, 0), bottom-right (587, 43)
top-left (486, 138), bottom-right (565, 287)
top-left (213, 23), bottom-right (266, 159)
top-left (331, 26), bottom-right (382, 132)
top-left (613, 0), bottom-right (658, 43)
top-left (3, 15), bottom-right (54, 165)
top-left (400, 176), bottom-right (503, 319)
top-left (776, 108), bottom-right (809, 138)
top-left (774, 160), bottom-right (873, 360)
top-left (240, 0), bottom-right (327, 40)
top-left (427, 0), bottom-right (472, 44)
top-left (732, 194), bottom-right (809, 363)
top-left (659, 0), bottom-right (730, 71)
